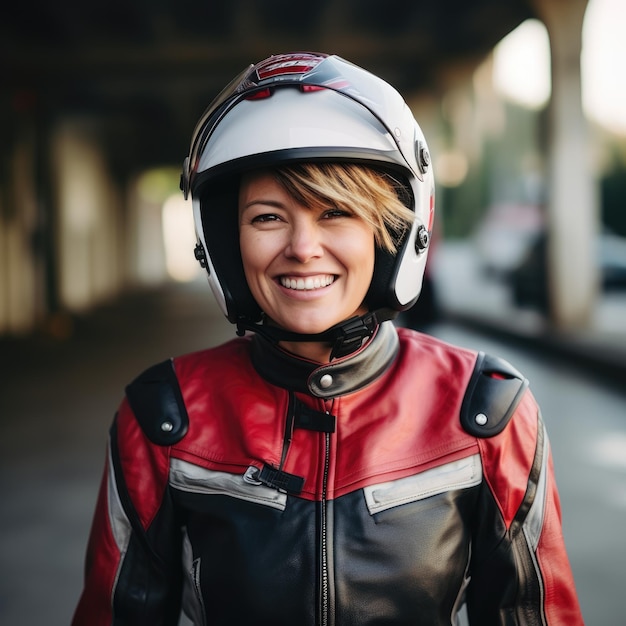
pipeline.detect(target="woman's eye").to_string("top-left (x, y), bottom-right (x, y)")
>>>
top-left (323, 208), bottom-right (352, 219)
top-left (251, 213), bottom-right (280, 223)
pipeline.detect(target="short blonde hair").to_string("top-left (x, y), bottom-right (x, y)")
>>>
top-left (271, 163), bottom-right (415, 253)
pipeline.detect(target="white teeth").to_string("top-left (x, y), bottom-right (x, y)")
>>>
top-left (280, 275), bottom-right (334, 291)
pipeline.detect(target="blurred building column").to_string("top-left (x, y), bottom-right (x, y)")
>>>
top-left (52, 120), bottom-right (124, 313)
top-left (0, 94), bottom-right (48, 335)
top-left (0, 126), bottom-right (40, 333)
top-left (532, 0), bottom-right (598, 329)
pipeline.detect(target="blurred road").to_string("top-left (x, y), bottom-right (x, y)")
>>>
top-left (1, 277), bottom-right (625, 625)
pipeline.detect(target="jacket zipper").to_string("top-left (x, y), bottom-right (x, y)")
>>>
top-left (320, 398), bottom-right (335, 626)
top-left (320, 429), bottom-right (331, 626)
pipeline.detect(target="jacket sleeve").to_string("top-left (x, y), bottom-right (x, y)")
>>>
top-left (467, 389), bottom-right (584, 625)
top-left (72, 399), bottom-right (183, 626)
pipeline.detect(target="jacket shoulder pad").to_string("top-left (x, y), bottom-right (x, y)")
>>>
top-left (460, 351), bottom-right (529, 438)
top-left (124, 359), bottom-right (189, 446)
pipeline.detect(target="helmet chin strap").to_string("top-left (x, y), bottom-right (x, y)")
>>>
top-left (236, 308), bottom-right (398, 360)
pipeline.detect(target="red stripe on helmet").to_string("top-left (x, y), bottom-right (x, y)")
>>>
top-left (255, 53), bottom-right (325, 81)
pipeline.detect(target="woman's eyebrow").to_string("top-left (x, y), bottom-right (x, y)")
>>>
top-left (241, 198), bottom-right (285, 210)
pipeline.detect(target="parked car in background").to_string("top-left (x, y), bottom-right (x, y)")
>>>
top-left (473, 203), bottom-right (545, 279)
top-left (510, 228), bottom-right (626, 311)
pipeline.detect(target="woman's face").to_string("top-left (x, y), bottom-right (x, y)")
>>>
top-left (239, 170), bottom-right (375, 339)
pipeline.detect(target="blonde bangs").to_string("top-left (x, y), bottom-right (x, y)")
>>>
top-left (273, 163), bottom-right (414, 253)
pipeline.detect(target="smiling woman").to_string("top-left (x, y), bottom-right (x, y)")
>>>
top-left (72, 52), bottom-right (584, 626)
top-left (238, 167), bottom-right (379, 360)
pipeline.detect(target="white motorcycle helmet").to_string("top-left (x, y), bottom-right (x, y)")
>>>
top-left (181, 52), bottom-right (435, 349)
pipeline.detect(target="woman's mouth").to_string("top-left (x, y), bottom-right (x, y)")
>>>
top-left (279, 274), bottom-right (335, 291)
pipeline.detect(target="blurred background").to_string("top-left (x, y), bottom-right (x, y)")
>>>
top-left (1, 0), bottom-right (625, 624)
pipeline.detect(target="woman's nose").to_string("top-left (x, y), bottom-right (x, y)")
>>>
top-left (285, 218), bottom-right (324, 262)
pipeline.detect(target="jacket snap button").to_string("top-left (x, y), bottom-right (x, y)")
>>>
top-left (160, 421), bottom-right (174, 432)
top-left (319, 374), bottom-right (333, 389)
top-left (474, 413), bottom-right (488, 426)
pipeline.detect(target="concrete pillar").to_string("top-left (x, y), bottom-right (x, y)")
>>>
top-left (0, 122), bottom-right (42, 334)
top-left (52, 120), bottom-right (123, 312)
top-left (532, 0), bottom-right (598, 329)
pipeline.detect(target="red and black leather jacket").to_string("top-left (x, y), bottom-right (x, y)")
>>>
top-left (72, 323), bottom-right (584, 625)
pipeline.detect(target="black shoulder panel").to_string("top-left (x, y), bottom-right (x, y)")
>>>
top-left (460, 352), bottom-right (529, 438)
top-left (125, 359), bottom-right (189, 446)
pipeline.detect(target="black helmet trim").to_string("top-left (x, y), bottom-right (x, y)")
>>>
top-left (191, 146), bottom-right (410, 197)
top-left (194, 147), bottom-right (416, 326)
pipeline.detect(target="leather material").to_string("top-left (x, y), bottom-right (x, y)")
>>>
top-left (125, 359), bottom-right (189, 445)
top-left (72, 327), bottom-right (584, 626)
top-left (460, 351), bottom-right (529, 438)
top-left (250, 320), bottom-right (400, 397)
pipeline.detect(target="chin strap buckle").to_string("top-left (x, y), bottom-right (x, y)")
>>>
top-left (235, 308), bottom-right (398, 359)
top-left (329, 310), bottom-right (394, 360)
top-left (329, 316), bottom-right (374, 360)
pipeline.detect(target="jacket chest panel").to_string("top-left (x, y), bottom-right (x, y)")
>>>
top-left (173, 480), bottom-right (479, 625)
top-left (173, 386), bottom-right (479, 502)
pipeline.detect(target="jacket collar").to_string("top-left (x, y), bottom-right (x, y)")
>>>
top-left (250, 321), bottom-right (399, 398)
